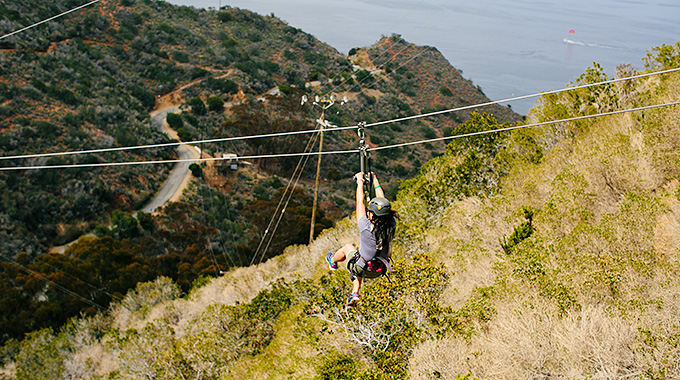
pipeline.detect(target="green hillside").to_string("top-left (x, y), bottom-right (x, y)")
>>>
top-left (0, 0), bottom-right (522, 344)
top-left (2, 37), bottom-right (678, 379)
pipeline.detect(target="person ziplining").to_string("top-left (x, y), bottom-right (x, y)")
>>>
top-left (325, 124), bottom-right (399, 307)
top-left (326, 172), bottom-right (399, 307)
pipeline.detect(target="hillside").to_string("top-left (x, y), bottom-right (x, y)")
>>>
top-left (2, 39), bottom-right (678, 379)
top-left (0, 0), bottom-right (523, 344)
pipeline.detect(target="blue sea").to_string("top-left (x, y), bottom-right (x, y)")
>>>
top-left (165, 0), bottom-right (679, 114)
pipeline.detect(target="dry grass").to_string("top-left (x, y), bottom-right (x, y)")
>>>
top-left (409, 73), bottom-right (680, 380)
top-left (224, 305), bottom-right (320, 380)
top-left (410, 269), bottom-right (680, 380)
top-left (409, 301), bottom-right (640, 379)
top-left (57, 215), bottom-right (360, 377)
top-left (426, 196), bottom-right (509, 309)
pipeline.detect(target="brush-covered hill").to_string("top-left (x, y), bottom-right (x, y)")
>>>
top-left (0, 0), bottom-right (522, 344)
top-left (2, 41), bottom-right (678, 379)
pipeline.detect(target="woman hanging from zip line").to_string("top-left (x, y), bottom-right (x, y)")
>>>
top-left (326, 171), bottom-right (399, 307)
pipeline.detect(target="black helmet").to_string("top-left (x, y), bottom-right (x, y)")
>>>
top-left (368, 197), bottom-right (391, 216)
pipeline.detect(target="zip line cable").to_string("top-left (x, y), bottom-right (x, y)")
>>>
top-left (372, 100), bottom-right (680, 151)
top-left (2, 66), bottom-right (678, 165)
top-left (256, 135), bottom-right (319, 266)
top-left (0, 125), bottom-right (358, 161)
top-left (0, 0), bottom-right (102, 41)
top-left (0, 148), bottom-right (359, 171)
top-left (249, 132), bottom-right (319, 266)
top-left (2, 99), bottom-right (678, 172)
top-left (362, 67), bottom-right (680, 128)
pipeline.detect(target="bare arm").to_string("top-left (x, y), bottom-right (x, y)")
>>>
top-left (371, 172), bottom-right (385, 198)
top-left (355, 173), bottom-right (366, 223)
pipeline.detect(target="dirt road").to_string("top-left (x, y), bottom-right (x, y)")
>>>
top-left (49, 106), bottom-right (198, 253)
top-left (141, 106), bottom-right (199, 213)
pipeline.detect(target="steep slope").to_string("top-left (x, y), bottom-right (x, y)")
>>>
top-left (0, 0), bottom-right (352, 257)
top-left (2, 43), bottom-right (678, 379)
top-left (402, 46), bottom-right (680, 379)
top-left (0, 0), bottom-right (525, 344)
top-left (0, 0), bottom-right (520, 257)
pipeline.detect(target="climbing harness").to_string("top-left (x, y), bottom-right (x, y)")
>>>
top-left (347, 250), bottom-right (393, 283)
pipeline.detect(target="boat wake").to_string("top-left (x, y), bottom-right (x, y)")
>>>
top-left (563, 38), bottom-right (622, 50)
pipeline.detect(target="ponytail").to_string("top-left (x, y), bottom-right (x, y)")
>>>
top-left (373, 210), bottom-right (399, 250)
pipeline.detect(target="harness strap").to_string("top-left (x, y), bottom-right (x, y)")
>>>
top-left (357, 255), bottom-right (394, 273)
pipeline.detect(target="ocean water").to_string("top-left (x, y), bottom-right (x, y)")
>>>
top-left (165, 0), bottom-right (679, 114)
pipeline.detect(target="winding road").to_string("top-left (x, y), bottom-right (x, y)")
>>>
top-left (49, 106), bottom-right (198, 253)
top-left (142, 106), bottom-right (199, 213)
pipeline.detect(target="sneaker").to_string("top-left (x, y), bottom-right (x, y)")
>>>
top-left (326, 252), bottom-right (338, 270)
top-left (347, 292), bottom-right (360, 307)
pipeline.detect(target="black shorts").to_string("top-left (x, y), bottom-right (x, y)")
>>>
top-left (346, 251), bottom-right (366, 280)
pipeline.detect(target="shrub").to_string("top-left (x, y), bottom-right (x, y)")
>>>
top-left (117, 277), bottom-right (181, 316)
top-left (111, 210), bottom-right (139, 239)
top-left (189, 163), bottom-right (202, 178)
top-left (13, 329), bottom-right (65, 380)
top-left (166, 113), bottom-right (183, 129)
top-left (131, 85), bottom-right (156, 110)
top-left (206, 96), bottom-right (224, 112)
top-left (171, 50), bottom-right (189, 63)
top-left (217, 11), bottom-right (234, 22)
top-left (188, 97), bottom-right (206, 115)
top-left (499, 206), bottom-right (535, 254)
top-left (354, 70), bottom-right (374, 86)
top-left (643, 41), bottom-right (680, 70)
top-left (420, 126), bottom-right (437, 140)
top-left (439, 86), bottom-right (453, 97)
top-left (314, 353), bottom-right (361, 380)
top-left (175, 127), bottom-right (191, 142)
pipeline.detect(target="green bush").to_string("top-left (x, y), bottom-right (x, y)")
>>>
top-left (189, 163), bottom-right (203, 178)
top-left (643, 41), bottom-right (680, 70)
top-left (171, 50), bottom-right (190, 63)
top-left (439, 86), bottom-right (453, 97)
top-left (217, 11), bottom-right (234, 22)
top-left (176, 127), bottom-right (192, 142)
top-left (499, 206), bottom-right (535, 254)
top-left (206, 96), bottom-right (224, 112)
top-left (188, 97), bottom-right (206, 115)
top-left (314, 353), bottom-right (360, 380)
top-left (166, 113), bottom-right (184, 129)
top-left (131, 85), bottom-right (156, 110)
top-left (13, 329), bottom-right (65, 380)
top-left (420, 126), bottom-right (437, 140)
top-left (111, 210), bottom-right (139, 239)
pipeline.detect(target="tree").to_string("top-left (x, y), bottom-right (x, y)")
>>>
top-left (188, 97), bottom-right (206, 115)
top-left (176, 127), bottom-right (192, 142)
top-left (439, 86), bottom-right (453, 97)
top-left (206, 96), bottom-right (224, 112)
top-left (166, 113), bottom-right (184, 130)
top-left (189, 163), bottom-right (203, 178)
top-left (111, 210), bottom-right (139, 239)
